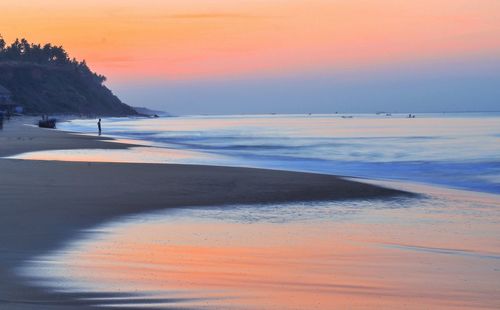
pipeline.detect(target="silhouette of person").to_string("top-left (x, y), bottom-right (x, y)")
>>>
top-left (97, 118), bottom-right (102, 135)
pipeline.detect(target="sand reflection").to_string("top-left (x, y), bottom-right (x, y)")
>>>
top-left (8, 146), bottom-right (219, 164)
top-left (21, 187), bottom-right (500, 309)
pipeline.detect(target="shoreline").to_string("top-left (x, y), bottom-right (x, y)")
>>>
top-left (0, 117), bottom-right (146, 158)
top-left (0, 118), bottom-right (411, 309)
top-left (35, 115), bottom-right (500, 196)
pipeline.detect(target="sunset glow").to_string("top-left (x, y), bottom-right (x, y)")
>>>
top-left (2, 1), bottom-right (500, 309)
top-left (2, 0), bottom-right (500, 80)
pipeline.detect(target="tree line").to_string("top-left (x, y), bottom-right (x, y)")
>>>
top-left (0, 35), bottom-right (106, 84)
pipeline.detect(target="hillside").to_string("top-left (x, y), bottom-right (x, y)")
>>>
top-left (0, 37), bottom-right (138, 116)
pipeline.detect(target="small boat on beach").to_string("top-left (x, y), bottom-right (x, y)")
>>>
top-left (38, 118), bottom-right (57, 129)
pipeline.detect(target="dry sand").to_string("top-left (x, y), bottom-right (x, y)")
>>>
top-left (0, 117), bottom-right (409, 309)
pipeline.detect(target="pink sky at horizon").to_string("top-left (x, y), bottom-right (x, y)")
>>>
top-left (1, 0), bottom-right (500, 82)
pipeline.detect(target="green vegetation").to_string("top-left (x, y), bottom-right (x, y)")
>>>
top-left (0, 36), bottom-right (137, 116)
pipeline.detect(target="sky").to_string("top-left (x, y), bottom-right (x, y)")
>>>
top-left (1, 0), bottom-right (500, 114)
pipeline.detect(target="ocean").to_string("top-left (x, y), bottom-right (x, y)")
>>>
top-left (46, 112), bottom-right (500, 194)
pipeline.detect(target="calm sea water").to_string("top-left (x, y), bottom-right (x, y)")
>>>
top-left (50, 113), bottom-right (500, 194)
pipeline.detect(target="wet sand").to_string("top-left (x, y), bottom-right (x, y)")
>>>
top-left (0, 118), bottom-right (408, 309)
top-left (25, 188), bottom-right (499, 310)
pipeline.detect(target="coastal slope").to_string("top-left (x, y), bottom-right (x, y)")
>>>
top-left (0, 37), bottom-right (137, 116)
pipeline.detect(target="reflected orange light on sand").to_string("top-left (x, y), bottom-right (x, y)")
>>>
top-left (69, 223), bottom-right (390, 309)
top-left (55, 203), bottom-right (500, 310)
top-left (11, 147), bottom-right (204, 164)
top-left (2, 0), bottom-right (500, 80)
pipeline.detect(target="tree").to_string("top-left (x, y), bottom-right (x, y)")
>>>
top-left (0, 37), bottom-right (108, 84)
top-left (0, 35), bottom-right (5, 61)
top-left (5, 38), bottom-right (21, 60)
top-left (0, 34), bottom-right (5, 51)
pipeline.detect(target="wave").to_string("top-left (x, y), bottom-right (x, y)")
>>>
top-left (58, 115), bottom-right (500, 195)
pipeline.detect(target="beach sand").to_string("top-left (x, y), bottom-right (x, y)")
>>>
top-left (0, 118), bottom-right (408, 309)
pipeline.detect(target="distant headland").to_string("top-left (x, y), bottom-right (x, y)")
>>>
top-left (0, 36), bottom-right (138, 116)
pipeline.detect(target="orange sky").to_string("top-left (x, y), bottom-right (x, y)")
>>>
top-left (1, 0), bottom-right (500, 81)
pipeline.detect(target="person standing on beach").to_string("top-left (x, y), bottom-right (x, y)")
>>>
top-left (97, 118), bottom-right (102, 135)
